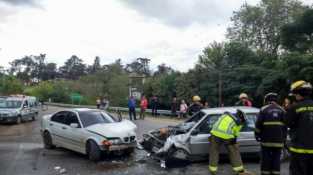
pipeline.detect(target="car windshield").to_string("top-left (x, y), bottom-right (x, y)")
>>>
top-left (185, 111), bottom-right (206, 123)
top-left (1, 100), bottom-right (22, 109)
top-left (79, 111), bottom-right (117, 127)
top-left (0, 99), bottom-right (6, 108)
top-left (207, 113), bottom-right (257, 132)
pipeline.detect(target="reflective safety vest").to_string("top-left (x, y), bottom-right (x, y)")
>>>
top-left (210, 114), bottom-right (242, 140)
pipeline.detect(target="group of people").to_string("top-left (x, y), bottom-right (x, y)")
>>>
top-left (127, 95), bottom-right (150, 120)
top-left (208, 80), bottom-right (313, 175)
top-left (127, 94), bottom-right (209, 121)
top-left (96, 97), bottom-right (109, 110)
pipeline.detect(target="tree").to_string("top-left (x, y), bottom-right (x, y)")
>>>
top-left (153, 63), bottom-right (174, 76)
top-left (227, 0), bottom-right (307, 55)
top-left (281, 9), bottom-right (313, 53)
top-left (87, 56), bottom-right (102, 74)
top-left (9, 56), bottom-right (36, 84)
top-left (59, 55), bottom-right (87, 80)
top-left (125, 58), bottom-right (151, 76)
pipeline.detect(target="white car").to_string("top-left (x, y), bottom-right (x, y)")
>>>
top-left (41, 108), bottom-right (137, 161)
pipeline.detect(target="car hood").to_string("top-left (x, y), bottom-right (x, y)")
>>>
top-left (86, 120), bottom-right (137, 138)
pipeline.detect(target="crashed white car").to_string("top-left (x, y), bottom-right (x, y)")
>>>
top-left (41, 108), bottom-right (137, 161)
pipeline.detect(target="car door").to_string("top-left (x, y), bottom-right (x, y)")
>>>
top-left (21, 100), bottom-right (31, 121)
top-left (189, 114), bottom-right (220, 155)
top-left (62, 111), bottom-right (86, 153)
top-left (49, 111), bottom-right (68, 146)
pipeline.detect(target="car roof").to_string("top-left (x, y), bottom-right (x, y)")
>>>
top-left (6, 97), bottom-right (24, 101)
top-left (71, 108), bottom-right (99, 112)
top-left (201, 106), bottom-right (259, 115)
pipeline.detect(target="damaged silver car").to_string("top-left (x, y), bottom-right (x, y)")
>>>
top-left (141, 106), bottom-right (262, 162)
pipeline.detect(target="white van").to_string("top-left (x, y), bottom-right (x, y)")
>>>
top-left (0, 96), bottom-right (39, 124)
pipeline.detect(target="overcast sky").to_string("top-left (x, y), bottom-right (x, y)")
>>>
top-left (0, 0), bottom-right (311, 71)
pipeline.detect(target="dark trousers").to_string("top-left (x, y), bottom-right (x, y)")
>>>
top-left (290, 153), bottom-right (313, 175)
top-left (129, 108), bottom-right (136, 120)
top-left (261, 146), bottom-right (281, 175)
top-left (152, 106), bottom-right (157, 116)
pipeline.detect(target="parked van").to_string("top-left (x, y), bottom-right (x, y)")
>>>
top-left (0, 96), bottom-right (39, 124)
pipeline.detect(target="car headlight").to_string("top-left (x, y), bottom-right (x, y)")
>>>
top-left (108, 138), bottom-right (122, 145)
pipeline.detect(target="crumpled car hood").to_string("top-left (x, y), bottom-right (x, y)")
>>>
top-left (86, 120), bottom-right (137, 138)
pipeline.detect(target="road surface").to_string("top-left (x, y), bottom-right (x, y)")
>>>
top-left (0, 106), bottom-right (289, 175)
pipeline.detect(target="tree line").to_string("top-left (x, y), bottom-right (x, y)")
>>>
top-left (0, 0), bottom-right (312, 109)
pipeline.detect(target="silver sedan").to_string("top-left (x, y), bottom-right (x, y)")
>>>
top-left (141, 106), bottom-right (288, 162)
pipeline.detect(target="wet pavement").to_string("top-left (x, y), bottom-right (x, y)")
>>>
top-left (0, 106), bottom-right (289, 175)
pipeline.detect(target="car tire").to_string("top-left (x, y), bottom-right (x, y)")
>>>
top-left (32, 113), bottom-right (38, 121)
top-left (16, 116), bottom-right (22, 124)
top-left (87, 140), bottom-right (101, 162)
top-left (124, 147), bottom-right (135, 156)
top-left (168, 148), bottom-right (189, 160)
top-left (43, 131), bottom-right (55, 149)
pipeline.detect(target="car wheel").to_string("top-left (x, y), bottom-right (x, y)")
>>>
top-left (86, 140), bottom-right (101, 162)
top-left (43, 131), bottom-right (55, 149)
top-left (32, 113), bottom-right (38, 121)
top-left (124, 147), bottom-right (135, 156)
top-left (16, 116), bottom-right (22, 124)
top-left (168, 147), bottom-right (189, 160)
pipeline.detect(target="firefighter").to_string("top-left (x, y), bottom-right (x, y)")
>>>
top-left (188, 95), bottom-right (203, 116)
top-left (255, 92), bottom-right (287, 175)
top-left (209, 109), bottom-right (247, 175)
top-left (286, 80), bottom-right (313, 175)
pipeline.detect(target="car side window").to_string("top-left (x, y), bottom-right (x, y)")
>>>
top-left (51, 111), bottom-right (66, 124)
top-left (198, 115), bottom-right (220, 134)
top-left (64, 112), bottom-right (81, 128)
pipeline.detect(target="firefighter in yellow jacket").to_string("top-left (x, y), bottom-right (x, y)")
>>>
top-left (209, 109), bottom-right (247, 175)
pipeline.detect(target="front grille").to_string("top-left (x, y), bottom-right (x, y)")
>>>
top-left (124, 137), bottom-right (129, 142)
top-left (0, 114), bottom-right (8, 117)
top-left (130, 136), bottom-right (136, 142)
top-left (124, 136), bottom-right (136, 143)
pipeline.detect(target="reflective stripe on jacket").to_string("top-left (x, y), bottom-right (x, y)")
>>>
top-left (286, 99), bottom-right (313, 154)
top-left (255, 103), bottom-right (287, 147)
top-left (210, 114), bottom-right (242, 140)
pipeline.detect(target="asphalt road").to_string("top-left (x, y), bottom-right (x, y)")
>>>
top-left (0, 106), bottom-right (289, 175)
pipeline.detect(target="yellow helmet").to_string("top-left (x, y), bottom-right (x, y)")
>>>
top-left (239, 93), bottom-right (248, 99)
top-left (291, 80), bottom-right (308, 91)
top-left (192, 95), bottom-right (201, 102)
top-left (290, 80), bottom-right (312, 94)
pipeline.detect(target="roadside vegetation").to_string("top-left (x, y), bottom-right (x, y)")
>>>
top-left (0, 0), bottom-right (312, 108)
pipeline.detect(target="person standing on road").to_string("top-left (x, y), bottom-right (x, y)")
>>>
top-left (151, 95), bottom-right (158, 117)
top-left (286, 80), bottom-right (313, 175)
top-left (140, 95), bottom-right (148, 120)
top-left (209, 109), bottom-right (247, 175)
top-left (179, 99), bottom-right (188, 118)
top-left (128, 96), bottom-right (136, 120)
top-left (96, 98), bottom-right (101, 109)
top-left (171, 97), bottom-right (178, 117)
top-left (236, 93), bottom-right (253, 107)
top-left (255, 93), bottom-right (287, 175)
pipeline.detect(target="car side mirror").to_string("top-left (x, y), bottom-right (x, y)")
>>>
top-left (70, 123), bottom-right (79, 128)
top-left (191, 129), bottom-right (199, 136)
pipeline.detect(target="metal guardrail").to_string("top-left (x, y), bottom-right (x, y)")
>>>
top-left (46, 102), bottom-right (174, 116)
